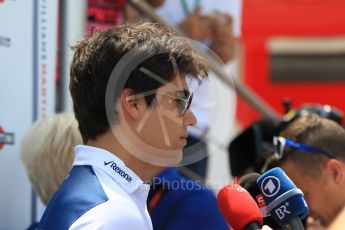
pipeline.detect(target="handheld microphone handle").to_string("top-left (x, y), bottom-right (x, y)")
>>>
top-left (288, 217), bottom-right (305, 230)
top-left (244, 222), bottom-right (261, 230)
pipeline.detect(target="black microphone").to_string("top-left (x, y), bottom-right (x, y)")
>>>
top-left (239, 173), bottom-right (287, 230)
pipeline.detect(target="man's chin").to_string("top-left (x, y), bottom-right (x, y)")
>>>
top-left (319, 217), bottom-right (331, 227)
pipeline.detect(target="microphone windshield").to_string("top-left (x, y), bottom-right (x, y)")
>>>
top-left (217, 183), bottom-right (263, 230)
top-left (257, 167), bottom-right (309, 226)
top-left (239, 173), bottom-right (261, 197)
top-left (240, 173), bottom-right (283, 229)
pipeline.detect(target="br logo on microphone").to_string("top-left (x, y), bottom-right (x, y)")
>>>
top-left (261, 176), bottom-right (280, 197)
top-left (275, 203), bottom-right (291, 220)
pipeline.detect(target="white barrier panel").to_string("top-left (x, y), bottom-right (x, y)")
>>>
top-left (0, 0), bottom-right (58, 229)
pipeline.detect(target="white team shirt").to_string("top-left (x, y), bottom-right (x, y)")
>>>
top-left (69, 145), bottom-right (153, 230)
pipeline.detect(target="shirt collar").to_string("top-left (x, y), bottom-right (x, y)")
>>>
top-left (73, 145), bottom-right (145, 194)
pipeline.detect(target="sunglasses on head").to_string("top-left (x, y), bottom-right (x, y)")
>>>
top-left (273, 136), bottom-right (335, 159)
top-left (157, 89), bottom-right (193, 116)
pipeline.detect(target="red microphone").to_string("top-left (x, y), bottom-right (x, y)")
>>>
top-left (217, 184), bottom-right (263, 230)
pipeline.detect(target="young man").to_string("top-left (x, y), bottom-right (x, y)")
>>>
top-left (38, 22), bottom-right (208, 229)
top-left (270, 114), bottom-right (345, 227)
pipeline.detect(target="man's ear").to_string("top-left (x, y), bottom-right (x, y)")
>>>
top-left (120, 89), bottom-right (146, 120)
top-left (325, 159), bottom-right (345, 186)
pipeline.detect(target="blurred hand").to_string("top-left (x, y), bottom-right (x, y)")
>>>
top-left (178, 8), bottom-right (212, 41)
top-left (124, 3), bottom-right (140, 23)
top-left (209, 13), bottom-right (235, 63)
top-left (124, 0), bottom-right (165, 23)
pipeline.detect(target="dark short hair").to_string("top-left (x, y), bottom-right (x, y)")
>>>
top-left (272, 114), bottom-right (345, 177)
top-left (70, 22), bottom-right (208, 143)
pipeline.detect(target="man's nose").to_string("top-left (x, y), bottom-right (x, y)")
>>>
top-left (183, 109), bottom-right (197, 126)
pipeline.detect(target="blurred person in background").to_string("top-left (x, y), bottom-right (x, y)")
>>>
top-left (156, 0), bottom-right (236, 63)
top-left (268, 114), bottom-right (345, 228)
top-left (21, 113), bottom-right (82, 230)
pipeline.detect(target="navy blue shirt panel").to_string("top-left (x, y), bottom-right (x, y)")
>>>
top-left (148, 168), bottom-right (228, 230)
top-left (38, 165), bottom-right (108, 230)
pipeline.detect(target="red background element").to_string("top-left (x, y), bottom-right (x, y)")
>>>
top-left (238, 0), bottom-right (345, 128)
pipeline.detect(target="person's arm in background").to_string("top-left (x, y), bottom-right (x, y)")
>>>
top-left (178, 8), bottom-right (212, 42)
top-left (124, 0), bottom-right (165, 22)
top-left (208, 13), bottom-right (235, 63)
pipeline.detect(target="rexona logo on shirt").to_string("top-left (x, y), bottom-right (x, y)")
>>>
top-left (104, 161), bottom-right (132, 182)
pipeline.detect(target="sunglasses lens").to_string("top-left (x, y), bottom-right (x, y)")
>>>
top-left (277, 140), bottom-right (282, 156)
top-left (186, 94), bottom-right (193, 111)
top-left (180, 93), bottom-right (193, 115)
top-left (273, 137), bottom-right (284, 158)
top-left (169, 90), bottom-right (193, 115)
